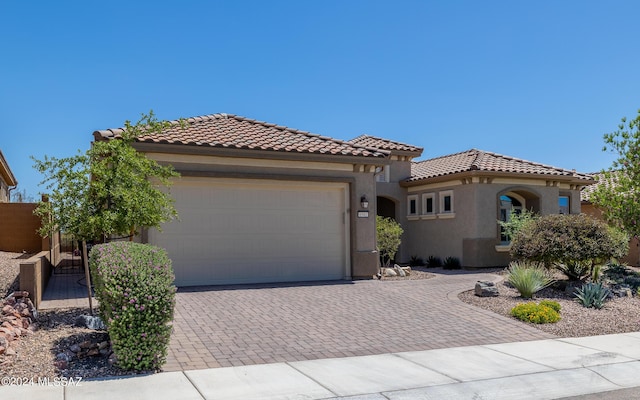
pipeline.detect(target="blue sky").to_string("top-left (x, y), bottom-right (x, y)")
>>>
top-left (1, 1), bottom-right (639, 198)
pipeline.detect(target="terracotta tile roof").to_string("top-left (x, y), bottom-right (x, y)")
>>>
top-left (95, 114), bottom-right (388, 159)
top-left (349, 135), bottom-right (423, 154)
top-left (407, 149), bottom-right (594, 183)
top-left (581, 171), bottom-right (617, 202)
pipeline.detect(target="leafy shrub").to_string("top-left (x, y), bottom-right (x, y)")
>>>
top-left (498, 208), bottom-right (537, 242)
top-left (511, 302), bottom-right (561, 324)
top-left (510, 214), bottom-right (629, 271)
top-left (506, 261), bottom-right (553, 299)
top-left (556, 260), bottom-right (592, 281)
top-left (426, 256), bottom-right (443, 268)
top-left (539, 300), bottom-right (561, 313)
top-left (409, 255), bottom-right (424, 267)
top-left (575, 282), bottom-right (610, 309)
top-left (442, 256), bottom-right (461, 270)
top-left (376, 216), bottom-right (403, 268)
top-left (90, 242), bottom-right (176, 371)
top-left (591, 264), bottom-right (604, 283)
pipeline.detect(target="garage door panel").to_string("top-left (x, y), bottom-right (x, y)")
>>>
top-left (149, 178), bottom-right (349, 286)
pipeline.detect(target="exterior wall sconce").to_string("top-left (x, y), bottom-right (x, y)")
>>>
top-left (360, 195), bottom-right (369, 209)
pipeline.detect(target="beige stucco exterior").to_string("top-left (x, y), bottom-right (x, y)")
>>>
top-left (135, 142), bottom-right (386, 280)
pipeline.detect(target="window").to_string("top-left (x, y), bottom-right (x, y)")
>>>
top-left (407, 195), bottom-right (418, 218)
top-left (422, 193), bottom-right (435, 214)
top-left (499, 194), bottom-right (523, 243)
top-left (439, 191), bottom-right (454, 214)
top-left (559, 195), bottom-right (570, 214)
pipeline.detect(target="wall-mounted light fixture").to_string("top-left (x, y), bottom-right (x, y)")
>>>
top-left (360, 195), bottom-right (369, 209)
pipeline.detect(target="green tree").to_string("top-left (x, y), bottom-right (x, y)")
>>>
top-left (591, 109), bottom-right (640, 238)
top-left (33, 111), bottom-right (179, 241)
top-left (33, 111), bottom-right (180, 312)
top-left (376, 215), bottom-right (403, 268)
top-left (510, 213), bottom-right (628, 280)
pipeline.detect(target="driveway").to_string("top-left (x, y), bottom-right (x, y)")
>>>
top-left (163, 270), bottom-right (554, 371)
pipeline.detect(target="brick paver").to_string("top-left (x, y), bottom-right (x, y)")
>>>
top-left (163, 270), bottom-right (554, 372)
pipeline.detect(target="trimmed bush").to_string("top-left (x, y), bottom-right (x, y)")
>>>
top-left (506, 261), bottom-right (554, 299)
top-left (511, 302), bottom-right (561, 324)
top-left (90, 242), bottom-right (176, 371)
top-left (510, 214), bottom-right (629, 275)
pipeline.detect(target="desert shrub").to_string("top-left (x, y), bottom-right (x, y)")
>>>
top-left (90, 241), bottom-right (176, 371)
top-left (409, 255), bottom-right (424, 267)
top-left (442, 256), bottom-right (461, 270)
top-left (603, 262), bottom-right (640, 290)
top-left (510, 214), bottom-right (629, 277)
top-left (575, 282), bottom-right (610, 309)
top-left (506, 261), bottom-right (553, 299)
top-left (511, 302), bottom-right (561, 324)
top-left (539, 300), bottom-right (561, 313)
top-left (590, 264), bottom-right (604, 283)
top-left (498, 208), bottom-right (537, 242)
top-left (376, 216), bottom-right (403, 268)
top-left (556, 260), bottom-right (592, 281)
top-left (426, 256), bottom-right (443, 268)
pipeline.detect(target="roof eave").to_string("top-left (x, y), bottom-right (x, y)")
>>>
top-left (400, 170), bottom-right (594, 187)
top-left (0, 150), bottom-right (17, 186)
top-left (132, 141), bottom-right (390, 166)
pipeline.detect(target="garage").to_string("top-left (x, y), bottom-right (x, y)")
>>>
top-left (148, 177), bottom-right (350, 286)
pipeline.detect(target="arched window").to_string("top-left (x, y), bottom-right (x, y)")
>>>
top-left (499, 193), bottom-right (524, 243)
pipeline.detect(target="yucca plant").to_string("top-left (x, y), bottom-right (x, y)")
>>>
top-left (575, 282), bottom-right (610, 309)
top-left (506, 261), bottom-right (554, 299)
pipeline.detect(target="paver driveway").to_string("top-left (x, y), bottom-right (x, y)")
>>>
top-left (163, 270), bottom-right (554, 371)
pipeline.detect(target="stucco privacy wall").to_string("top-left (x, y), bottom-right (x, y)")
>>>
top-left (402, 179), bottom-right (584, 267)
top-left (0, 203), bottom-right (46, 253)
top-left (138, 146), bottom-right (382, 280)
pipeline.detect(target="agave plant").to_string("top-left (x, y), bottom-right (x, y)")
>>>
top-left (506, 261), bottom-right (554, 299)
top-left (575, 282), bottom-right (611, 309)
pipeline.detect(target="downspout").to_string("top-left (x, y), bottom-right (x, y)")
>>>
top-left (8, 185), bottom-right (17, 202)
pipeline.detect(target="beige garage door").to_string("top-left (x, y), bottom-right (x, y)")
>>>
top-left (148, 177), bottom-right (350, 286)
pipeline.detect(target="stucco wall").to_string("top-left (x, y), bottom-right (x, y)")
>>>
top-left (143, 150), bottom-right (382, 279)
top-left (402, 180), bottom-right (584, 267)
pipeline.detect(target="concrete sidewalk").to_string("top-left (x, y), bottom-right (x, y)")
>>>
top-left (3, 332), bottom-right (640, 400)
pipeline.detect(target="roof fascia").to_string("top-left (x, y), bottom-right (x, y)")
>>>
top-left (401, 170), bottom-right (594, 187)
top-left (0, 150), bottom-right (17, 186)
top-left (132, 142), bottom-right (390, 166)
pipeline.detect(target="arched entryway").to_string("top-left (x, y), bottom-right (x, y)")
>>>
top-left (498, 189), bottom-right (540, 243)
top-left (377, 196), bottom-right (396, 220)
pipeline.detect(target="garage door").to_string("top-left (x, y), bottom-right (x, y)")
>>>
top-left (148, 177), bottom-right (350, 286)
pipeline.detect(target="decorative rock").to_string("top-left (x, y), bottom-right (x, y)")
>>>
top-left (56, 352), bottom-right (73, 362)
top-left (0, 346), bottom-right (4, 355)
top-left (5, 347), bottom-right (16, 356)
top-left (98, 341), bottom-right (109, 350)
top-left (475, 281), bottom-right (499, 297)
top-left (70, 344), bottom-right (82, 353)
top-left (75, 315), bottom-right (106, 330)
top-left (79, 340), bottom-right (92, 349)
top-left (108, 353), bottom-right (118, 366)
top-left (54, 360), bottom-right (68, 370)
top-left (87, 348), bottom-right (100, 357)
top-left (394, 264), bottom-right (406, 277)
top-left (382, 268), bottom-right (397, 277)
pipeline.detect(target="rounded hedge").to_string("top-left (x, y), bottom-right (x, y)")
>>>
top-left (90, 241), bottom-right (176, 371)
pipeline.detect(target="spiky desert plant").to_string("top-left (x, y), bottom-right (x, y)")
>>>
top-left (506, 261), bottom-right (554, 299)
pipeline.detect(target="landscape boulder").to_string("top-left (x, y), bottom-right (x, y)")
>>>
top-left (475, 281), bottom-right (499, 297)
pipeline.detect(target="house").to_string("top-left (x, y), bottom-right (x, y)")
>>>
top-left (581, 172), bottom-right (640, 266)
top-left (94, 114), bottom-right (388, 286)
top-left (349, 136), bottom-right (594, 267)
top-left (95, 114), bottom-right (595, 286)
top-left (0, 149), bottom-right (17, 202)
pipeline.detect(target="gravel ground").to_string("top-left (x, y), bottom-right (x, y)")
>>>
top-left (459, 271), bottom-right (640, 337)
top-left (0, 251), bottom-right (27, 297)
